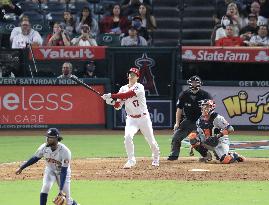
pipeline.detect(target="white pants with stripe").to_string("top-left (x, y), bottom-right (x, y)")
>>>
top-left (124, 113), bottom-right (160, 162)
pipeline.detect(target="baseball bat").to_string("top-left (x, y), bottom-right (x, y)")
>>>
top-left (69, 75), bottom-right (102, 96)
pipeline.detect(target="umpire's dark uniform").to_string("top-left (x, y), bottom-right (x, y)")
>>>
top-left (167, 88), bottom-right (212, 160)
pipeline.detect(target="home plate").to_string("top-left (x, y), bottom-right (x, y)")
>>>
top-left (188, 169), bottom-right (210, 172)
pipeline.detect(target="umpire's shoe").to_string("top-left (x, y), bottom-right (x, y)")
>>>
top-left (167, 156), bottom-right (178, 161)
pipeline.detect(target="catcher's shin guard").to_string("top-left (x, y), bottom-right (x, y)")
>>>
top-left (194, 145), bottom-right (208, 157)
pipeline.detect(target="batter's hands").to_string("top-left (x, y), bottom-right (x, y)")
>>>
top-left (101, 93), bottom-right (111, 100)
top-left (105, 98), bottom-right (115, 105)
top-left (15, 167), bottom-right (22, 175)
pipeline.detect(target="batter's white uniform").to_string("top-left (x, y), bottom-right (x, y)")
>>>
top-left (117, 82), bottom-right (160, 162)
top-left (34, 143), bottom-right (75, 205)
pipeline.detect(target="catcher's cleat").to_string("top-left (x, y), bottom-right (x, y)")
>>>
top-left (167, 156), bottom-right (178, 161)
top-left (123, 160), bottom-right (136, 169)
top-left (152, 160), bottom-right (159, 167)
top-left (235, 153), bottom-right (246, 162)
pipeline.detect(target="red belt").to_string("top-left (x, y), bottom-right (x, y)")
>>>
top-left (129, 113), bottom-right (147, 118)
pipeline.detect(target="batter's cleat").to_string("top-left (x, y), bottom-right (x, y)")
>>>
top-left (167, 156), bottom-right (178, 161)
top-left (199, 152), bottom-right (212, 162)
top-left (152, 160), bottom-right (159, 167)
top-left (123, 160), bottom-right (136, 169)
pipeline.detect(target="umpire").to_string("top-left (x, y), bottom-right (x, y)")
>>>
top-left (167, 75), bottom-right (213, 161)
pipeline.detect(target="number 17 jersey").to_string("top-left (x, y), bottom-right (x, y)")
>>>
top-left (119, 82), bottom-right (148, 116)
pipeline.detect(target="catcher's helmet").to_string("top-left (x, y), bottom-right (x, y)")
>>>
top-left (46, 128), bottom-right (63, 141)
top-left (187, 75), bottom-right (202, 92)
top-left (200, 99), bottom-right (216, 115)
top-left (128, 67), bottom-right (140, 77)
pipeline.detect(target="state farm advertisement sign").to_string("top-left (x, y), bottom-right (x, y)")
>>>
top-left (31, 46), bottom-right (106, 60)
top-left (0, 85), bottom-right (105, 128)
top-left (182, 46), bottom-right (269, 63)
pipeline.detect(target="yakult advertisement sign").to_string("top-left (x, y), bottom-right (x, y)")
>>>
top-left (0, 85), bottom-right (105, 128)
top-left (182, 46), bottom-right (269, 63)
top-left (31, 46), bottom-right (106, 60)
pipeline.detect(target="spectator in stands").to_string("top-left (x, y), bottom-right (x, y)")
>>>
top-left (240, 13), bottom-right (258, 41)
top-left (213, 0), bottom-right (234, 25)
top-left (60, 10), bottom-right (76, 37)
top-left (75, 7), bottom-right (99, 38)
top-left (247, 1), bottom-right (268, 26)
top-left (225, 2), bottom-right (243, 31)
top-left (99, 3), bottom-right (130, 35)
top-left (10, 15), bottom-right (29, 43)
top-left (121, 25), bottom-right (147, 46)
top-left (0, 0), bottom-right (22, 22)
top-left (214, 15), bottom-right (234, 42)
top-left (46, 22), bottom-right (71, 46)
top-left (258, 0), bottom-right (269, 20)
top-left (247, 24), bottom-right (269, 46)
top-left (131, 16), bottom-right (149, 42)
top-left (215, 24), bottom-right (245, 46)
top-left (11, 19), bottom-right (43, 49)
top-left (71, 24), bottom-right (97, 46)
top-left (121, 0), bottom-right (151, 17)
top-left (138, 3), bottom-right (157, 44)
top-left (83, 61), bottom-right (97, 78)
top-left (57, 62), bottom-right (75, 78)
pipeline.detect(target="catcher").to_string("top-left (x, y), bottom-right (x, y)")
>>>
top-left (15, 128), bottom-right (80, 205)
top-left (188, 99), bottom-right (245, 164)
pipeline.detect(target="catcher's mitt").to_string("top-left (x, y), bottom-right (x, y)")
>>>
top-left (53, 192), bottom-right (67, 205)
top-left (204, 136), bottom-right (219, 147)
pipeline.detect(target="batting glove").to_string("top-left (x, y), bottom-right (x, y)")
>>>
top-left (101, 93), bottom-right (111, 100)
top-left (105, 98), bottom-right (115, 105)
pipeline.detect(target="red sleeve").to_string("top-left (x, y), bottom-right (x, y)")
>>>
top-left (111, 90), bottom-right (136, 99)
top-left (113, 101), bottom-right (121, 109)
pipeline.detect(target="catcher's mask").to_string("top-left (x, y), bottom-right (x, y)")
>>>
top-left (200, 99), bottom-right (216, 116)
top-left (187, 75), bottom-right (202, 93)
top-left (46, 128), bottom-right (63, 142)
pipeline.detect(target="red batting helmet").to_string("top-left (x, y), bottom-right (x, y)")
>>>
top-left (128, 67), bottom-right (140, 77)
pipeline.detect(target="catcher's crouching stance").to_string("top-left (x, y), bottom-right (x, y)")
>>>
top-left (188, 99), bottom-right (245, 164)
top-left (15, 128), bottom-right (80, 205)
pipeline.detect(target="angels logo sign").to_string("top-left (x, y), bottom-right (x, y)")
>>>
top-left (135, 53), bottom-right (159, 96)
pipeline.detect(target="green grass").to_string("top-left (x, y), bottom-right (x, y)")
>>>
top-left (0, 135), bottom-right (269, 163)
top-left (0, 180), bottom-right (268, 205)
top-left (1, 134), bottom-right (269, 205)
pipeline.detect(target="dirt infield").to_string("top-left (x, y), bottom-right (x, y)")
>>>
top-left (1, 157), bottom-right (269, 181)
top-left (0, 129), bottom-right (269, 136)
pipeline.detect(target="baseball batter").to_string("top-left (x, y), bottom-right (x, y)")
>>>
top-left (15, 128), bottom-right (79, 205)
top-left (189, 99), bottom-right (245, 164)
top-left (101, 67), bottom-right (160, 169)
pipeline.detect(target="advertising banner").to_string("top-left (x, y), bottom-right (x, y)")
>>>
top-left (114, 100), bottom-right (173, 128)
top-left (182, 46), bottom-right (269, 63)
top-left (183, 83), bottom-right (269, 130)
top-left (31, 46), bottom-right (106, 60)
top-left (0, 84), bottom-right (105, 129)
